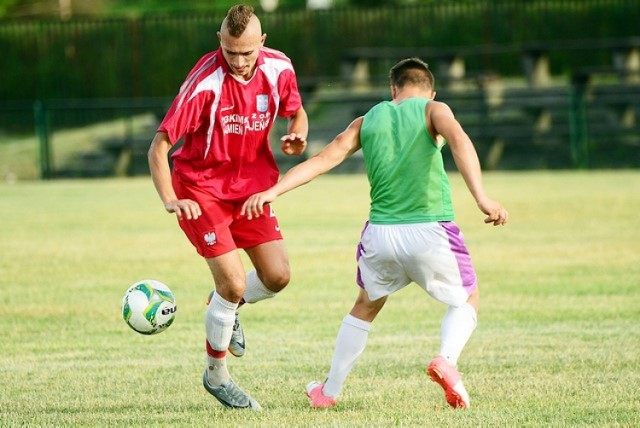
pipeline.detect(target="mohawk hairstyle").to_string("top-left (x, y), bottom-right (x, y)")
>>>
top-left (389, 57), bottom-right (435, 90)
top-left (225, 4), bottom-right (255, 37)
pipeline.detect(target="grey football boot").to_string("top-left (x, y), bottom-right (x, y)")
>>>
top-left (203, 371), bottom-right (261, 410)
top-left (228, 311), bottom-right (246, 357)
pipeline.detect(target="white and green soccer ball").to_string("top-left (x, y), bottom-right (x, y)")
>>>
top-left (122, 279), bottom-right (177, 335)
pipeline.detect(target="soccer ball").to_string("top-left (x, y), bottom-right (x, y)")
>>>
top-left (121, 279), bottom-right (177, 335)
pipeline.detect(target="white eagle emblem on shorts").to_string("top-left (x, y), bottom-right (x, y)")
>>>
top-left (257, 94), bottom-right (268, 112)
top-left (204, 232), bottom-right (216, 246)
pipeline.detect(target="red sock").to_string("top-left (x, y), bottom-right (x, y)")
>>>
top-left (206, 340), bottom-right (226, 359)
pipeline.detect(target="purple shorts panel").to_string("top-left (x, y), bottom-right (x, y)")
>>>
top-left (439, 221), bottom-right (477, 296)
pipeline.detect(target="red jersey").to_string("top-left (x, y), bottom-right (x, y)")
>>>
top-left (158, 46), bottom-right (303, 201)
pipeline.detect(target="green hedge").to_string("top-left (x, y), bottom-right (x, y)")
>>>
top-left (0, 0), bottom-right (638, 101)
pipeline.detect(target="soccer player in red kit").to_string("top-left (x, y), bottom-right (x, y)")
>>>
top-left (148, 4), bottom-right (308, 410)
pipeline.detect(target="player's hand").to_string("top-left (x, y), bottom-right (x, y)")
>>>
top-left (241, 190), bottom-right (277, 220)
top-left (164, 199), bottom-right (201, 221)
top-left (281, 133), bottom-right (307, 156)
top-left (477, 198), bottom-right (508, 226)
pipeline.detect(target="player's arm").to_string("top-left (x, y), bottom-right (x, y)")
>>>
top-left (427, 102), bottom-right (508, 226)
top-left (148, 132), bottom-right (201, 221)
top-left (281, 106), bottom-right (309, 156)
top-left (242, 117), bottom-right (363, 219)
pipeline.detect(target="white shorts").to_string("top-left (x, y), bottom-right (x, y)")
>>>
top-left (356, 221), bottom-right (477, 306)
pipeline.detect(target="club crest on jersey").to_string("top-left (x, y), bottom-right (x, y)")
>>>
top-left (256, 94), bottom-right (269, 112)
top-left (204, 232), bottom-right (216, 246)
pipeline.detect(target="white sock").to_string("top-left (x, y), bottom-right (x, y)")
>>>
top-left (323, 314), bottom-right (371, 398)
top-left (205, 292), bottom-right (237, 385)
top-left (438, 303), bottom-right (477, 366)
top-left (243, 270), bottom-right (277, 303)
top-left (205, 291), bottom-right (237, 352)
top-left (206, 356), bottom-right (230, 386)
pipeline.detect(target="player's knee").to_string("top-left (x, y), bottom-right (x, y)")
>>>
top-left (261, 267), bottom-right (290, 292)
top-left (350, 292), bottom-right (386, 322)
top-left (466, 286), bottom-right (479, 312)
top-left (211, 274), bottom-right (247, 304)
top-left (228, 288), bottom-right (246, 303)
top-left (214, 284), bottom-right (245, 304)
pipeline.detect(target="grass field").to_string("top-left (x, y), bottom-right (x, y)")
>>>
top-left (1, 171), bottom-right (639, 426)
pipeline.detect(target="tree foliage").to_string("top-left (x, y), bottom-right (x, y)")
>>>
top-left (1, 0), bottom-right (317, 18)
top-left (0, 0), bottom-right (29, 18)
top-left (0, 0), bottom-right (428, 19)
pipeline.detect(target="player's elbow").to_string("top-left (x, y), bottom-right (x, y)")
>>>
top-left (148, 133), bottom-right (170, 160)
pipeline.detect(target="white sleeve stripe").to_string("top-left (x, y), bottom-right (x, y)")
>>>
top-left (260, 47), bottom-right (293, 63)
top-left (176, 56), bottom-right (218, 110)
top-left (261, 57), bottom-right (294, 77)
top-left (187, 66), bottom-right (225, 104)
top-left (202, 68), bottom-right (225, 159)
top-left (260, 57), bottom-right (295, 122)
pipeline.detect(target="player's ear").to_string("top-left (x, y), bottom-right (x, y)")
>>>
top-left (261, 33), bottom-right (267, 45)
top-left (216, 31), bottom-right (222, 42)
top-left (432, 90), bottom-right (437, 100)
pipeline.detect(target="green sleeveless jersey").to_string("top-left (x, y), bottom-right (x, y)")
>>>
top-left (360, 97), bottom-right (454, 224)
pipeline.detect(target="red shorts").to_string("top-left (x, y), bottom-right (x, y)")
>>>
top-left (172, 177), bottom-right (283, 258)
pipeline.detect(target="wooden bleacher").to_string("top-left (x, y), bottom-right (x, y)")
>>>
top-left (341, 38), bottom-right (640, 88)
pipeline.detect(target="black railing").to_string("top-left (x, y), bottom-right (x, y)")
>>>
top-left (2, 76), bottom-right (635, 180)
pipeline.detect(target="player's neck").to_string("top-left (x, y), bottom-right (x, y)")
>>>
top-left (230, 67), bottom-right (257, 82)
top-left (392, 87), bottom-right (429, 104)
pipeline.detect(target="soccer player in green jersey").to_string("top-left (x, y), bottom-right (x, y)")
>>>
top-left (241, 57), bottom-right (508, 409)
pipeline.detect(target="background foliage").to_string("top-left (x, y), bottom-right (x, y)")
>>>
top-left (0, 0), bottom-right (638, 178)
top-left (1, 0), bottom-right (638, 101)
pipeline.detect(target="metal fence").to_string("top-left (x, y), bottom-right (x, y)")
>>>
top-left (3, 77), bottom-right (635, 181)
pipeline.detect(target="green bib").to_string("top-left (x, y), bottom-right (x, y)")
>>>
top-left (361, 98), bottom-right (454, 224)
